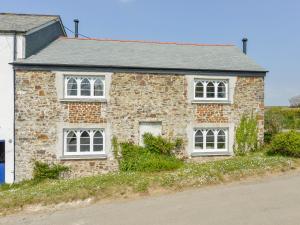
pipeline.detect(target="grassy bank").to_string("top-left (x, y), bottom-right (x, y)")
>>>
top-left (265, 107), bottom-right (300, 130)
top-left (0, 152), bottom-right (299, 215)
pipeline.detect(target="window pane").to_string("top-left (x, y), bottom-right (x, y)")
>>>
top-left (206, 130), bottom-right (214, 149)
top-left (195, 82), bottom-right (204, 98)
top-left (66, 131), bottom-right (77, 152)
top-left (81, 78), bottom-right (91, 96)
top-left (194, 130), bottom-right (203, 149)
top-left (67, 78), bottom-right (77, 96)
top-left (217, 82), bottom-right (226, 98)
top-left (94, 79), bottom-right (104, 97)
top-left (93, 131), bottom-right (104, 152)
top-left (93, 144), bottom-right (103, 152)
top-left (206, 82), bottom-right (215, 98)
top-left (217, 143), bottom-right (225, 149)
top-left (217, 130), bottom-right (226, 149)
top-left (80, 131), bottom-right (90, 152)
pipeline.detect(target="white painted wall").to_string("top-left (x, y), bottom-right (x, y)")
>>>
top-left (0, 34), bottom-right (25, 183)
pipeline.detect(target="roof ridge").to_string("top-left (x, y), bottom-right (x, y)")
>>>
top-left (59, 37), bottom-right (234, 47)
top-left (0, 12), bottom-right (59, 17)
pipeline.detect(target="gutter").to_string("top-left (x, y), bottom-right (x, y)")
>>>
top-left (11, 63), bottom-right (268, 76)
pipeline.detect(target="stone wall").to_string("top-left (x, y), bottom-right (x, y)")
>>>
top-left (14, 70), bottom-right (264, 181)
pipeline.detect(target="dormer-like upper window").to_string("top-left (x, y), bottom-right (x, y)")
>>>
top-left (64, 76), bottom-right (105, 98)
top-left (194, 80), bottom-right (228, 101)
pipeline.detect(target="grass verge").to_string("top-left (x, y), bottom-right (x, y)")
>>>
top-left (0, 152), bottom-right (299, 215)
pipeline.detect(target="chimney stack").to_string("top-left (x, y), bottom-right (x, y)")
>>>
top-left (74, 19), bottom-right (79, 38)
top-left (242, 38), bottom-right (248, 54)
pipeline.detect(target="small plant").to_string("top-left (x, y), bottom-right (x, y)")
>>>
top-left (33, 161), bottom-right (70, 181)
top-left (267, 130), bottom-right (300, 157)
top-left (235, 114), bottom-right (258, 155)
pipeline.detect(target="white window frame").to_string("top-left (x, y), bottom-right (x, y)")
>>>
top-left (194, 79), bottom-right (228, 101)
top-left (63, 129), bottom-right (105, 156)
top-left (64, 76), bottom-right (105, 99)
top-left (193, 128), bottom-right (228, 153)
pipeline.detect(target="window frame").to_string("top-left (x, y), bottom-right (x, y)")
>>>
top-left (64, 76), bottom-right (105, 99)
top-left (193, 128), bottom-right (228, 153)
top-left (63, 129), bottom-right (105, 156)
top-left (194, 79), bottom-right (228, 101)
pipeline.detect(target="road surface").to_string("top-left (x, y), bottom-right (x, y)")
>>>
top-left (1, 172), bottom-right (300, 225)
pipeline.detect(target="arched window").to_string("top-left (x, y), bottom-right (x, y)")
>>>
top-left (94, 79), bottom-right (104, 97)
top-left (80, 78), bottom-right (91, 96)
top-left (206, 82), bottom-right (215, 98)
top-left (67, 78), bottom-right (77, 96)
top-left (217, 130), bottom-right (226, 149)
top-left (206, 130), bottom-right (215, 149)
top-left (217, 82), bottom-right (226, 98)
top-left (66, 131), bottom-right (77, 152)
top-left (80, 131), bottom-right (90, 152)
top-left (195, 81), bottom-right (204, 98)
top-left (194, 130), bottom-right (203, 149)
top-left (93, 131), bottom-right (103, 152)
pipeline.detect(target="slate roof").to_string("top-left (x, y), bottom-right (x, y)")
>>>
top-left (0, 13), bottom-right (61, 33)
top-left (15, 37), bottom-right (267, 72)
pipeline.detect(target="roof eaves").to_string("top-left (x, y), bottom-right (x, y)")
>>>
top-left (12, 62), bottom-right (268, 74)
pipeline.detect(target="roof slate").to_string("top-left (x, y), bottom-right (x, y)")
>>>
top-left (15, 37), bottom-right (267, 72)
top-left (0, 13), bottom-right (60, 33)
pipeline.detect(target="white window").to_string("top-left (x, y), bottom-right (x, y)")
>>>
top-left (194, 80), bottom-right (228, 100)
top-left (193, 128), bottom-right (228, 152)
top-left (64, 129), bottom-right (105, 156)
top-left (64, 76), bottom-right (105, 98)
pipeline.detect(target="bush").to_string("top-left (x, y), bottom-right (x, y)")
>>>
top-left (33, 161), bottom-right (69, 181)
top-left (235, 114), bottom-right (258, 155)
top-left (267, 130), bottom-right (300, 157)
top-left (143, 133), bottom-right (182, 155)
top-left (114, 134), bottom-right (183, 172)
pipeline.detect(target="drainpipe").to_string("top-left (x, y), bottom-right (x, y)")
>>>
top-left (13, 32), bottom-right (17, 182)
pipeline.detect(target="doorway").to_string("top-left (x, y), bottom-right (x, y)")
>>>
top-left (0, 141), bottom-right (4, 184)
top-left (139, 122), bottom-right (162, 145)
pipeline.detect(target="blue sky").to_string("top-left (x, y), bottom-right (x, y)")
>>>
top-left (1, 0), bottom-right (299, 105)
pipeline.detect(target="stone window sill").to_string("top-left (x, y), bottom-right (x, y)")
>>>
top-left (59, 154), bottom-right (108, 161)
top-left (191, 151), bottom-right (232, 157)
top-left (59, 98), bottom-right (107, 103)
top-left (191, 100), bottom-right (232, 104)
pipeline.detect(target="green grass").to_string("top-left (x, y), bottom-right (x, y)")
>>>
top-left (265, 107), bottom-right (300, 129)
top-left (0, 152), bottom-right (299, 215)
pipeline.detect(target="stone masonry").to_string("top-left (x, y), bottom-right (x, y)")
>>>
top-left (14, 70), bottom-right (264, 181)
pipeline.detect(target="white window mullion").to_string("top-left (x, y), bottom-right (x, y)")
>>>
top-left (76, 130), bottom-right (80, 153)
top-left (90, 130), bottom-right (94, 153)
top-left (77, 78), bottom-right (80, 97)
top-left (214, 129), bottom-right (217, 150)
top-left (203, 130), bottom-right (207, 151)
top-left (214, 82), bottom-right (218, 99)
top-left (203, 81), bottom-right (207, 99)
top-left (90, 78), bottom-right (94, 97)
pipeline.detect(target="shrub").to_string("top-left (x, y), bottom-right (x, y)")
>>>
top-left (143, 133), bottom-right (182, 155)
top-left (114, 134), bottom-right (184, 172)
top-left (267, 130), bottom-right (300, 157)
top-left (264, 109), bottom-right (283, 143)
top-left (33, 161), bottom-right (70, 181)
top-left (235, 114), bottom-right (258, 155)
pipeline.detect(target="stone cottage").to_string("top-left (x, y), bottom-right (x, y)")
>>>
top-left (13, 37), bottom-right (266, 182)
top-left (2, 14), bottom-right (267, 183)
